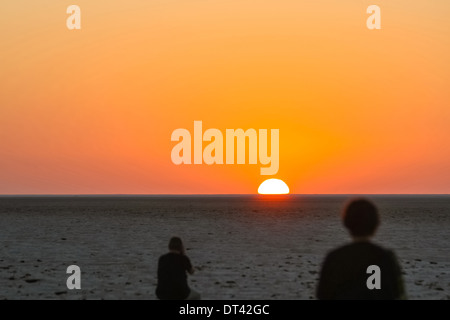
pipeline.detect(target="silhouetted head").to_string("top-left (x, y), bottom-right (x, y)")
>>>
top-left (342, 198), bottom-right (379, 238)
top-left (168, 237), bottom-right (183, 252)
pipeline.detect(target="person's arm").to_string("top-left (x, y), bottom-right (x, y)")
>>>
top-left (317, 255), bottom-right (335, 300)
top-left (389, 251), bottom-right (407, 300)
top-left (184, 256), bottom-right (195, 275)
top-left (187, 266), bottom-right (195, 275)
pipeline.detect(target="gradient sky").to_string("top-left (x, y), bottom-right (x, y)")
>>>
top-left (1, 0), bottom-right (449, 194)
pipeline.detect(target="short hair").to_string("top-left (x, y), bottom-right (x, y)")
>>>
top-left (168, 237), bottom-right (183, 251)
top-left (342, 199), bottom-right (379, 237)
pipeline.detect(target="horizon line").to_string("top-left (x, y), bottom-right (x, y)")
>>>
top-left (0, 193), bottom-right (448, 196)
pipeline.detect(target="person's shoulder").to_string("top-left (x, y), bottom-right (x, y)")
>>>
top-left (165, 252), bottom-right (190, 262)
top-left (158, 253), bottom-right (166, 260)
top-left (323, 242), bottom-right (354, 260)
top-left (368, 242), bottom-right (396, 256)
top-left (325, 241), bottom-right (380, 258)
top-left (328, 242), bottom-right (355, 254)
top-left (159, 252), bottom-right (174, 260)
top-left (366, 242), bottom-right (401, 265)
top-left (382, 247), bottom-right (399, 261)
top-left (181, 254), bottom-right (191, 263)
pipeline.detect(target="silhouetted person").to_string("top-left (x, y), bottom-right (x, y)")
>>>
top-left (156, 237), bottom-right (201, 300)
top-left (317, 198), bottom-right (406, 300)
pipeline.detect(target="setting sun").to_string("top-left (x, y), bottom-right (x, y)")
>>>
top-left (258, 179), bottom-right (290, 195)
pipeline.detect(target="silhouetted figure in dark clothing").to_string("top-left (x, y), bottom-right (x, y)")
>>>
top-left (317, 199), bottom-right (406, 300)
top-left (156, 237), bottom-right (200, 300)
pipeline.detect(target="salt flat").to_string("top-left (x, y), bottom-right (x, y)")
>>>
top-left (0, 195), bottom-right (448, 300)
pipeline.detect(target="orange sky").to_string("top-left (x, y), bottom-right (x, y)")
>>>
top-left (0, 1), bottom-right (449, 194)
